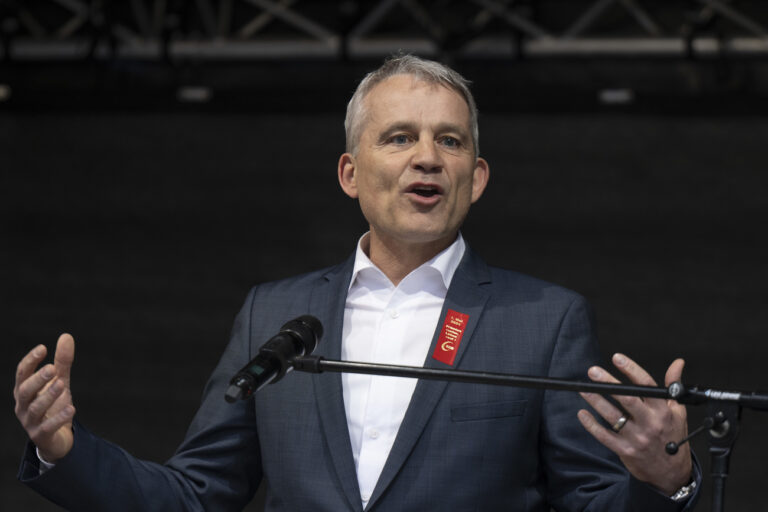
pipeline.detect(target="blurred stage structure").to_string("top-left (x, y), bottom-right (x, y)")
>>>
top-left (1, 0), bottom-right (767, 59)
top-left (1, 1), bottom-right (768, 110)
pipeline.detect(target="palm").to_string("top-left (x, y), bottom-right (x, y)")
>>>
top-left (37, 384), bottom-right (75, 461)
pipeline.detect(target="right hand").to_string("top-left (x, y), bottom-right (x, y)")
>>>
top-left (14, 333), bottom-right (76, 462)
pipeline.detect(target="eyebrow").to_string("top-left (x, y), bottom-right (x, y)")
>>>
top-left (376, 122), bottom-right (470, 144)
top-left (434, 122), bottom-right (470, 142)
top-left (377, 122), bottom-right (418, 144)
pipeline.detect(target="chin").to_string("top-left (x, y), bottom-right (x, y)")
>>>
top-left (397, 227), bottom-right (456, 245)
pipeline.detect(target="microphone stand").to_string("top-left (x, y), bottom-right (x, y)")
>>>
top-left (291, 355), bottom-right (768, 512)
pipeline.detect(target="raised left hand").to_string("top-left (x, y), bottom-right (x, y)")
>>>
top-left (577, 353), bottom-right (692, 496)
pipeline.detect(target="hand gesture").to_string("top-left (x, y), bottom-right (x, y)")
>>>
top-left (14, 334), bottom-right (76, 462)
top-left (577, 353), bottom-right (692, 495)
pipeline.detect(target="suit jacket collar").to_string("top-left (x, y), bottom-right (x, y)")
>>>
top-left (308, 247), bottom-right (492, 511)
top-left (366, 246), bottom-right (491, 509)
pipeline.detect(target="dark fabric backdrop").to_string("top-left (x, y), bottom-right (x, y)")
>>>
top-left (2, 110), bottom-right (766, 511)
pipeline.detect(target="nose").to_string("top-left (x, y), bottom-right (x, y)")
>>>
top-left (410, 138), bottom-right (443, 173)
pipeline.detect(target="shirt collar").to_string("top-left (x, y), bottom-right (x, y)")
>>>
top-left (348, 232), bottom-right (466, 292)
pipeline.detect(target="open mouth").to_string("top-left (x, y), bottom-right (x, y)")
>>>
top-left (408, 184), bottom-right (442, 198)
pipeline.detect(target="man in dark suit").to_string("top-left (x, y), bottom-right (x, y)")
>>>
top-left (14, 55), bottom-right (699, 511)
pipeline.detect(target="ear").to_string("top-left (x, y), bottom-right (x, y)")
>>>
top-left (338, 153), bottom-right (359, 198)
top-left (470, 157), bottom-right (490, 203)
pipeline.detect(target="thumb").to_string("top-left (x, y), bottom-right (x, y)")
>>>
top-left (664, 358), bottom-right (685, 387)
top-left (665, 358), bottom-right (687, 411)
top-left (54, 333), bottom-right (76, 386)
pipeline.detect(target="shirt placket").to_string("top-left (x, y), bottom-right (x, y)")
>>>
top-left (356, 285), bottom-right (405, 505)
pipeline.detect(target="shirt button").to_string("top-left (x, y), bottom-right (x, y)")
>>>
top-left (389, 309), bottom-right (399, 318)
top-left (362, 493), bottom-right (371, 502)
top-left (368, 429), bottom-right (380, 439)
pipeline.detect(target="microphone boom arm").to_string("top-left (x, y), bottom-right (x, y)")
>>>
top-left (291, 355), bottom-right (768, 411)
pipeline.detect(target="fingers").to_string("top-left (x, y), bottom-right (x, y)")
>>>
top-left (14, 335), bottom-right (75, 410)
top-left (36, 403), bottom-right (75, 437)
top-left (580, 391), bottom-right (626, 428)
top-left (590, 353), bottom-right (675, 414)
top-left (15, 345), bottom-right (48, 395)
top-left (46, 381), bottom-right (73, 418)
top-left (53, 333), bottom-right (76, 386)
top-left (15, 363), bottom-right (57, 410)
top-left (580, 356), bottom-right (693, 494)
top-left (13, 337), bottom-right (77, 462)
top-left (14, 336), bottom-right (75, 424)
top-left (26, 378), bottom-right (67, 423)
top-left (579, 391), bottom-right (635, 447)
top-left (29, 403), bottom-right (76, 456)
top-left (577, 409), bottom-right (625, 454)
top-left (611, 353), bottom-right (657, 387)
top-left (587, 364), bottom-right (648, 418)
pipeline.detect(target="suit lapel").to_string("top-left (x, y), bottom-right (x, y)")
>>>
top-left (309, 255), bottom-right (363, 512)
top-left (366, 248), bottom-right (492, 509)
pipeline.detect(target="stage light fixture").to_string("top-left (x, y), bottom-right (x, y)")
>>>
top-left (177, 86), bottom-right (212, 103)
top-left (598, 88), bottom-right (635, 105)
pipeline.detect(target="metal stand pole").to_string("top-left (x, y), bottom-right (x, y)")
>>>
top-left (708, 403), bottom-right (741, 512)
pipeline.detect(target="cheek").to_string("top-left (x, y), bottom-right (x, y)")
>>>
top-left (453, 175), bottom-right (476, 202)
top-left (356, 171), bottom-right (394, 215)
top-left (361, 166), bottom-right (399, 197)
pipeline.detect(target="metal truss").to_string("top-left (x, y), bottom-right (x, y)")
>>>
top-left (2, 0), bottom-right (768, 60)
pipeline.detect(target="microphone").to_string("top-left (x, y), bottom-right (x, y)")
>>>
top-left (224, 315), bottom-right (323, 403)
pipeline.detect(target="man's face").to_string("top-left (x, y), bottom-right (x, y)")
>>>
top-left (338, 74), bottom-right (489, 250)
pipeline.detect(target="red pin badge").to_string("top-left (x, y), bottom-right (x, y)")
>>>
top-left (432, 309), bottom-right (469, 366)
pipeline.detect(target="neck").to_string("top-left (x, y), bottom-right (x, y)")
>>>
top-left (364, 231), bottom-right (457, 286)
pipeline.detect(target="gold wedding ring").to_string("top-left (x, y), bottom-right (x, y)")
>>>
top-left (611, 415), bottom-right (629, 433)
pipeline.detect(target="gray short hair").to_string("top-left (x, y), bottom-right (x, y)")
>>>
top-left (344, 54), bottom-right (479, 157)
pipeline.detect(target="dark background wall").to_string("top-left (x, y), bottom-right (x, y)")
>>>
top-left (2, 75), bottom-right (767, 510)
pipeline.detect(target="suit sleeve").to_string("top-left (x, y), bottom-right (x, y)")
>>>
top-left (540, 295), bottom-right (701, 512)
top-left (18, 287), bottom-right (263, 512)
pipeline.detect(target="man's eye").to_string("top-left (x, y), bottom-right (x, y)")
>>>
top-left (390, 134), bottom-right (410, 145)
top-left (440, 136), bottom-right (460, 148)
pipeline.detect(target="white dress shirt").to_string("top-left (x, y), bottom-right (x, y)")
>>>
top-left (341, 233), bottom-right (465, 508)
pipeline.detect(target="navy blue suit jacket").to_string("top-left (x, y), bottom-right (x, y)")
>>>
top-left (20, 247), bottom-right (699, 511)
